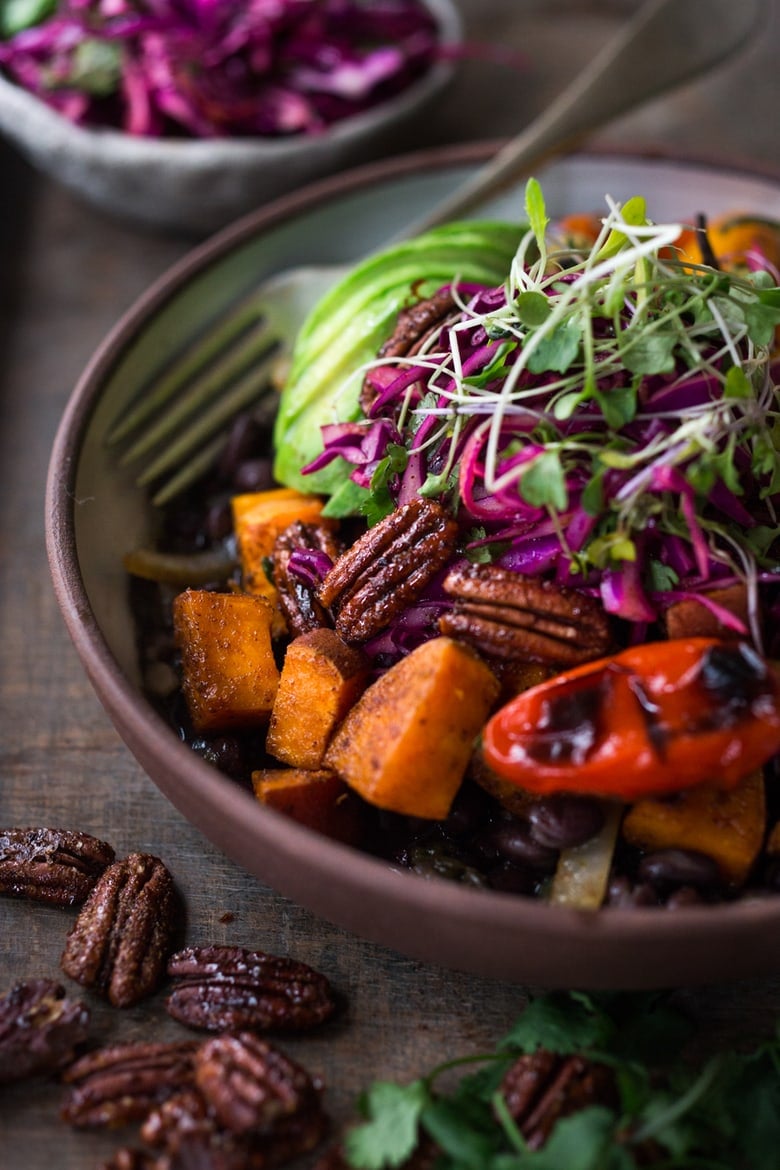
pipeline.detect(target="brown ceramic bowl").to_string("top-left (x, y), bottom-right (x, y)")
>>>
top-left (46, 144), bottom-right (780, 987)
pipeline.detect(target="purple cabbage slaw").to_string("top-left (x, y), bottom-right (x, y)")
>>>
top-left (299, 216), bottom-right (780, 659)
top-left (0, 0), bottom-right (440, 137)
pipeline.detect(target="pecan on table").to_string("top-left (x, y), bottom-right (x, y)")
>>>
top-left (0, 827), bottom-right (115, 906)
top-left (361, 287), bottom-right (458, 415)
top-left (317, 497), bottom-right (457, 643)
top-left (61, 852), bottom-right (177, 1008)
top-left (272, 521), bottom-right (343, 638)
top-left (440, 565), bottom-right (612, 666)
top-left (143, 1038), bottom-right (329, 1169)
top-left (165, 946), bottom-right (336, 1034)
top-left (195, 1032), bottom-right (323, 1135)
top-left (60, 1039), bottom-right (199, 1128)
top-left (0, 978), bottom-right (90, 1083)
top-left (98, 1150), bottom-right (165, 1170)
top-left (499, 1050), bottom-right (617, 1149)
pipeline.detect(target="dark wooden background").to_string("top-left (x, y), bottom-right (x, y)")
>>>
top-left (2, 1), bottom-right (780, 1164)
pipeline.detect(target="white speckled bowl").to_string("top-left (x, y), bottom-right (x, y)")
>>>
top-left (46, 146), bottom-right (780, 987)
top-left (0, 0), bottom-right (459, 235)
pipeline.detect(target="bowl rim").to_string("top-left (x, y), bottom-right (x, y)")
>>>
top-left (45, 140), bottom-right (780, 981)
top-left (0, 0), bottom-right (461, 161)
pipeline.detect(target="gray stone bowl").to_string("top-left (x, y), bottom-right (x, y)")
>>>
top-left (0, 0), bottom-right (459, 236)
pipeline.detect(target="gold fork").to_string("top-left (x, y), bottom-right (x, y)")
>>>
top-left (107, 0), bottom-right (764, 506)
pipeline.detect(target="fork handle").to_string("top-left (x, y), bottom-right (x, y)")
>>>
top-left (406, 0), bottom-right (763, 236)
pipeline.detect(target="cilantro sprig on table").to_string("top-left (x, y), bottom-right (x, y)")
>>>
top-left (343, 991), bottom-right (780, 1170)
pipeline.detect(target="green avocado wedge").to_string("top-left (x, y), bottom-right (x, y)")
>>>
top-left (272, 220), bottom-right (525, 500)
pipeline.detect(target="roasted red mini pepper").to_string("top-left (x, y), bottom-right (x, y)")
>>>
top-left (482, 638), bottom-right (780, 801)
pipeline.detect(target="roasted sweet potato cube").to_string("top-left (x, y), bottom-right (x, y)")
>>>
top-left (251, 767), bottom-right (364, 844)
top-left (232, 489), bottom-right (332, 625)
top-left (173, 589), bottom-right (279, 734)
top-left (266, 629), bottom-right (370, 769)
top-left (324, 636), bottom-right (500, 819)
top-left (621, 770), bottom-right (766, 886)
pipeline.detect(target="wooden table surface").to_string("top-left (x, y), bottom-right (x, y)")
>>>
top-left (2, 2), bottom-right (780, 1165)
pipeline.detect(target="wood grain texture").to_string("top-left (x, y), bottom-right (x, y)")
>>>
top-left (2, 2), bottom-right (780, 1165)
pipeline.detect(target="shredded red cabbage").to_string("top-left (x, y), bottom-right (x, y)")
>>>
top-left (302, 220), bottom-right (780, 648)
top-left (0, 0), bottom-right (440, 138)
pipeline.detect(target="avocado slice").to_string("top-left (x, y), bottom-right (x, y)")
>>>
top-left (272, 220), bottom-right (525, 498)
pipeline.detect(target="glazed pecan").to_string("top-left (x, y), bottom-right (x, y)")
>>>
top-left (0, 978), bottom-right (90, 1083)
top-left (361, 288), bottom-right (458, 414)
top-left (61, 852), bottom-right (177, 1008)
top-left (195, 1032), bottom-right (322, 1135)
top-left (499, 1051), bottom-right (617, 1149)
top-left (272, 521), bottom-right (343, 638)
top-left (317, 497), bottom-right (457, 643)
top-left (98, 1150), bottom-right (165, 1170)
top-left (663, 581), bottom-right (749, 641)
top-left (165, 946), bottom-right (336, 1034)
top-left (440, 565), bottom-right (612, 665)
top-left (60, 1039), bottom-right (199, 1128)
top-left (0, 827), bottom-right (115, 906)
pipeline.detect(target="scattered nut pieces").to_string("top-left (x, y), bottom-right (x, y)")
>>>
top-left (61, 852), bottom-right (177, 1008)
top-left (0, 827), bottom-right (115, 907)
top-left (165, 945), bottom-right (336, 1034)
top-left (60, 1040), bottom-right (199, 1128)
top-left (0, 978), bottom-right (90, 1083)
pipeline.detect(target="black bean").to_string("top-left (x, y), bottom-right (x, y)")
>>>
top-left (606, 876), bottom-right (659, 908)
top-left (406, 843), bottom-right (488, 887)
top-left (191, 735), bottom-right (248, 780)
top-left (665, 886), bottom-right (707, 909)
top-left (217, 412), bottom-right (269, 480)
top-left (637, 849), bottom-right (721, 892)
top-left (487, 862), bottom-right (536, 895)
top-left (232, 457), bottom-right (276, 494)
top-left (477, 819), bottom-right (559, 873)
top-left (443, 783), bottom-right (491, 838)
top-left (205, 500), bottom-right (233, 543)
top-left (527, 796), bottom-right (605, 850)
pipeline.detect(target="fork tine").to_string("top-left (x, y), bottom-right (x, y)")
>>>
top-left (107, 285), bottom-right (266, 446)
top-left (135, 349), bottom-right (280, 489)
top-left (119, 317), bottom-right (279, 466)
top-left (149, 433), bottom-right (232, 507)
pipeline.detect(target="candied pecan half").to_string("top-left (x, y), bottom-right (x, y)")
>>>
top-left (663, 582), bottom-right (749, 641)
top-left (272, 521), bottom-right (343, 638)
top-left (440, 565), bottom-right (612, 665)
top-left (317, 497), bottom-right (457, 643)
top-left (61, 852), bottom-right (177, 1008)
top-left (165, 946), bottom-right (336, 1034)
top-left (0, 827), bottom-right (115, 906)
top-left (499, 1051), bottom-right (617, 1149)
top-left (195, 1032), bottom-right (322, 1135)
top-left (361, 288), bottom-right (458, 414)
top-left (61, 1039), bottom-right (199, 1128)
top-left (98, 1150), bottom-right (165, 1170)
top-left (0, 978), bottom-right (90, 1083)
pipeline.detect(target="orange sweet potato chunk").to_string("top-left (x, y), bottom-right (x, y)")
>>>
top-left (324, 636), bottom-right (500, 819)
top-left (173, 589), bottom-right (279, 734)
top-left (621, 769), bottom-right (766, 886)
top-left (251, 767), bottom-right (364, 844)
top-left (232, 488), bottom-right (332, 620)
top-left (266, 628), bottom-right (370, 769)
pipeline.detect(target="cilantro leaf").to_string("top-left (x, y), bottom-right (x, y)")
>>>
top-left (498, 992), bottom-right (615, 1056)
top-left (345, 1080), bottom-right (430, 1169)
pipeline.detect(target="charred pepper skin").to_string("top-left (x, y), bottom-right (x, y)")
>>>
top-left (482, 638), bottom-right (780, 801)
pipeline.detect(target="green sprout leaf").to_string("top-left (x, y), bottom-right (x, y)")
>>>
top-left (0, 0), bottom-right (55, 37)
top-left (519, 450), bottom-right (568, 511)
top-left (595, 195), bottom-right (647, 260)
top-left (524, 177), bottom-right (549, 251)
top-left (515, 291), bottom-right (552, 328)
